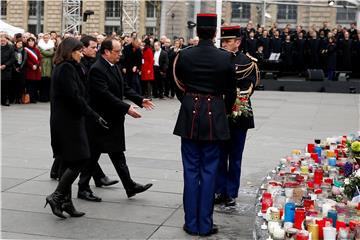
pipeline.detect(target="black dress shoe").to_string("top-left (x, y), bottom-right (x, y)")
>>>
top-left (199, 224), bottom-right (219, 237)
top-left (225, 197), bottom-right (236, 207)
top-left (94, 176), bottom-right (119, 187)
top-left (126, 182), bottom-right (153, 198)
top-left (183, 224), bottom-right (198, 236)
top-left (77, 190), bottom-right (102, 202)
top-left (214, 193), bottom-right (227, 205)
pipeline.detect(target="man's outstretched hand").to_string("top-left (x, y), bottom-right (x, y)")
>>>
top-left (142, 99), bottom-right (155, 110)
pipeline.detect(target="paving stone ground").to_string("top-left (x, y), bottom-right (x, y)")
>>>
top-left (1, 91), bottom-right (359, 239)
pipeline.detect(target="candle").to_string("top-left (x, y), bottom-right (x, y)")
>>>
top-left (314, 168), bottom-right (323, 185)
top-left (285, 188), bottom-right (294, 198)
top-left (311, 153), bottom-right (319, 163)
top-left (304, 199), bottom-right (315, 212)
top-left (315, 146), bottom-right (322, 157)
top-left (296, 230), bottom-right (309, 240)
top-left (294, 208), bottom-right (306, 230)
top-left (323, 227), bottom-right (336, 240)
top-left (308, 144), bottom-right (315, 153)
top-left (273, 227), bottom-right (285, 240)
top-left (262, 192), bottom-right (273, 213)
top-left (336, 220), bottom-right (346, 231)
top-left (315, 219), bottom-right (324, 239)
top-left (322, 203), bottom-right (332, 218)
top-left (284, 202), bottom-right (296, 223)
top-left (307, 223), bottom-right (319, 240)
top-left (327, 210), bottom-right (337, 228)
top-left (328, 157), bottom-right (336, 166)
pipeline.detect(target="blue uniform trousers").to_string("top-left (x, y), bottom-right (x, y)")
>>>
top-left (216, 128), bottom-right (247, 198)
top-left (181, 138), bottom-right (220, 235)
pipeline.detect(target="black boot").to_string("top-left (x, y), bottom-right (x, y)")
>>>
top-left (62, 192), bottom-right (85, 217)
top-left (44, 191), bottom-right (66, 219)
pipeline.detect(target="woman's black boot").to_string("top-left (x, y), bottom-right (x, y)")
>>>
top-left (44, 191), bottom-right (66, 219)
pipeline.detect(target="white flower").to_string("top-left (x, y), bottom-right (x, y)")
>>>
top-left (344, 178), bottom-right (350, 185)
top-left (356, 169), bottom-right (360, 178)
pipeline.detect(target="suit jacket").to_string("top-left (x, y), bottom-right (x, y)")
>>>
top-left (158, 49), bottom-right (169, 73)
top-left (50, 61), bottom-right (99, 162)
top-left (0, 43), bottom-right (15, 81)
top-left (173, 40), bottom-right (236, 141)
top-left (87, 57), bottom-right (144, 152)
top-left (122, 44), bottom-right (142, 73)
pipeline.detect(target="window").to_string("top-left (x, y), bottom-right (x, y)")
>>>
top-left (145, 27), bottom-right (156, 35)
top-left (1, 0), bottom-right (6, 16)
top-left (277, 5), bottom-right (297, 21)
top-left (105, 25), bottom-right (120, 35)
top-left (28, 0), bottom-right (44, 17)
top-left (231, 2), bottom-right (251, 20)
top-left (105, 0), bottom-right (121, 18)
top-left (146, 1), bottom-right (156, 18)
top-left (336, 1), bottom-right (356, 23)
top-left (28, 24), bottom-right (43, 34)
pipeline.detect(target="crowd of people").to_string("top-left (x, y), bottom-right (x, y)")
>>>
top-left (1, 21), bottom-right (359, 106)
top-left (239, 21), bottom-right (360, 79)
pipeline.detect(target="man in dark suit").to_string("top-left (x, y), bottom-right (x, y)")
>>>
top-left (153, 41), bottom-right (169, 99)
top-left (215, 25), bottom-right (259, 207)
top-left (78, 38), bottom-right (154, 201)
top-left (173, 13), bottom-right (236, 237)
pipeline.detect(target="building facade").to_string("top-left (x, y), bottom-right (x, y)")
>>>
top-left (1, 0), bottom-right (358, 39)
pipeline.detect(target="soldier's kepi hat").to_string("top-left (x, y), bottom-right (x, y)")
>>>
top-left (221, 26), bottom-right (241, 39)
top-left (196, 13), bottom-right (217, 27)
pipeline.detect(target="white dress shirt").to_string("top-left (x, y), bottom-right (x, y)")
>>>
top-left (154, 49), bottom-right (161, 67)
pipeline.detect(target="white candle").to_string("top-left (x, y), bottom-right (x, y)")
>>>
top-left (322, 203), bottom-right (332, 218)
top-left (273, 227), bottom-right (285, 240)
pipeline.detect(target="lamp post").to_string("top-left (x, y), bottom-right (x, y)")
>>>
top-left (171, 12), bottom-right (175, 40)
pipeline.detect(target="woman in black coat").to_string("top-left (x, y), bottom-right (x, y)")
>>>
top-left (12, 39), bottom-right (28, 103)
top-left (46, 37), bottom-right (107, 219)
top-left (325, 37), bottom-right (337, 80)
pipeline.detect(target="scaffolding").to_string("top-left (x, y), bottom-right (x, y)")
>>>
top-left (122, 0), bottom-right (140, 33)
top-left (62, 0), bottom-right (81, 34)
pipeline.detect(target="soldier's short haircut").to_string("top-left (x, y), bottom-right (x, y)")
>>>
top-left (81, 35), bottom-right (97, 48)
top-left (196, 26), bottom-right (216, 40)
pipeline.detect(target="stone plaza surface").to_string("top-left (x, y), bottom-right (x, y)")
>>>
top-left (1, 91), bottom-right (359, 239)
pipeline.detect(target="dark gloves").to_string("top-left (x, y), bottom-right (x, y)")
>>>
top-left (96, 116), bottom-right (109, 130)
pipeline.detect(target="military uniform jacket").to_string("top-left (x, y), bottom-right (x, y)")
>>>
top-left (173, 39), bottom-right (236, 141)
top-left (228, 51), bottom-right (257, 130)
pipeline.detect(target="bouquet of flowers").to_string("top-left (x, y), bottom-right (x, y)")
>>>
top-left (343, 169), bottom-right (360, 201)
top-left (349, 141), bottom-right (360, 165)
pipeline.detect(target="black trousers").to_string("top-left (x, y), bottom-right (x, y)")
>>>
top-left (1, 80), bottom-right (10, 104)
top-left (78, 151), bottom-right (135, 191)
top-left (40, 77), bottom-right (50, 102)
top-left (153, 66), bottom-right (164, 98)
top-left (26, 80), bottom-right (40, 102)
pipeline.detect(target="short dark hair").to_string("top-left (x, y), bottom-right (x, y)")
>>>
top-left (54, 37), bottom-right (83, 65)
top-left (80, 35), bottom-right (97, 48)
top-left (100, 37), bottom-right (116, 54)
top-left (196, 26), bottom-right (216, 40)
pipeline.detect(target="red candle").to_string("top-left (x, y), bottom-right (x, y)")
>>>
top-left (324, 178), bottom-right (333, 185)
top-left (294, 208), bottom-right (306, 230)
top-left (315, 219), bottom-right (325, 239)
top-left (261, 192), bottom-right (272, 213)
top-left (311, 153), bottom-right (319, 163)
top-left (323, 218), bottom-right (333, 227)
top-left (314, 168), bottom-right (323, 184)
top-left (336, 220), bottom-right (346, 231)
top-left (349, 220), bottom-right (359, 231)
top-left (303, 199), bottom-right (315, 212)
top-left (308, 143), bottom-right (315, 153)
top-left (295, 230), bottom-right (309, 240)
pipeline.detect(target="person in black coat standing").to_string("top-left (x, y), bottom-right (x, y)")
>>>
top-left (325, 37), bottom-right (337, 80)
top-left (293, 32), bottom-right (306, 76)
top-left (306, 31), bottom-right (320, 69)
top-left (46, 37), bottom-right (108, 219)
top-left (78, 38), bottom-right (154, 201)
top-left (338, 31), bottom-right (352, 72)
top-left (173, 14), bottom-right (236, 237)
top-left (245, 31), bottom-right (258, 58)
top-left (1, 34), bottom-right (15, 106)
top-left (258, 30), bottom-right (271, 59)
top-left (121, 38), bottom-right (142, 94)
top-left (153, 41), bottom-right (169, 99)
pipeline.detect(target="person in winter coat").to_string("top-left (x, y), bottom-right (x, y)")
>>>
top-left (38, 33), bottom-right (55, 102)
top-left (25, 37), bottom-right (42, 103)
top-left (46, 37), bottom-right (108, 219)
top-left (325, 37), bottom-right (337, 80)
top-left (1, 33), bottom-right (15, 106)
top-left (141, 38), bottom-right (154, 98)
top-left (12, 39), bottom-right (28, 104)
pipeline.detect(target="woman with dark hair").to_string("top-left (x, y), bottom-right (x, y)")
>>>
top-left (46, 37), bottom-right (108, 219)
top-left (12, 39), bottom-right (28, 104)
top-left (325, 37), bottom-right (337, 80)
top-left (141, 38), bottom-right (154, 98)
top-left (25, 37), bottom-right (42, 103)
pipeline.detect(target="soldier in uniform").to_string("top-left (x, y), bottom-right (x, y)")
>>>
top-left (173, 13), bottom-right (236, 236)
top-left (215, 26), bottom-right (260, 207)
